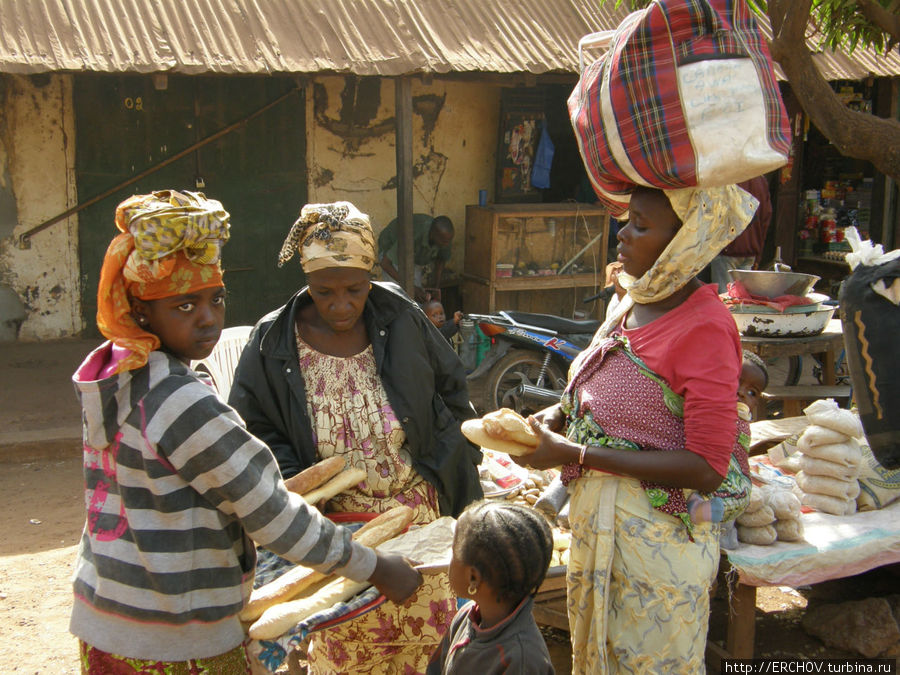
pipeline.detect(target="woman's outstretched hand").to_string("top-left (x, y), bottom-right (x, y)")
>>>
top-left (368, 552), bottom-right (422, 604)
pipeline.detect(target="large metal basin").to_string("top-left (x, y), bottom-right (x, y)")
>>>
top-left (732, 306), bottom-right (836, 337)
top-left (728, 269), bottom-right (820, 298)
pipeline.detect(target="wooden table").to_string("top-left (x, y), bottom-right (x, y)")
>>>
top-left (712, 417), bottom-right (900, 664)
top-left (741, 318), bottom-right (847, 417)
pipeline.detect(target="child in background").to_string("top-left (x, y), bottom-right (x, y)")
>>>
top-left (684, 353), bottom-right (767, 531)
top-left (739, 350), bottom-right (769, 421)
top-left (70, 190), bottom-right (419, 673)
top-left (427, 501), bottom-right (555, 674)
top-left (718, 351), bottom-right (770, 549)
top-left (423, 298), bottom-right (463, 343)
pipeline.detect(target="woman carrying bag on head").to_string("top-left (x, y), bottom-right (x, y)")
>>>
top-left (514, 185), bottom-right (757, 673)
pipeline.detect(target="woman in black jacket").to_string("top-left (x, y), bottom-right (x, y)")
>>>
top-left (229, 201), bottom-right (481, 673)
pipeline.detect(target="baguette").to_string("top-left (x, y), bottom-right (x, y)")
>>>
top-left (301, 467), bottom-right (367, 505)
top-left (249, 577), bottom-right (370, 639)
top-left (284, 456), bottom-right (345, 495)
top-left (483, 408), bottom-right (538, 447)
top-left (239, 505), bottom-right (414, 622)
top-left (351, 505), bottom-right (415, 547)
top-left (461, 408), bottom-right (538, 457)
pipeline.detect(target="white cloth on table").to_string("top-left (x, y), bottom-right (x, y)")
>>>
top-left (725, 498), bottom-right (900, 587)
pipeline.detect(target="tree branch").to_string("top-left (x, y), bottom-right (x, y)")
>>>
top-left (855, 0), bottom-right (900, 46)
top-left (766, 4), bottom-right (900, 182)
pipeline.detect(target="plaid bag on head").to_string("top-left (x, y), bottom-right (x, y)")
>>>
top-left (569, 0), bottom-right (790, 217)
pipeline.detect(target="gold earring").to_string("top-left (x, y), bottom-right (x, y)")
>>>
top-left (467, 581), bottom-right (478, 596)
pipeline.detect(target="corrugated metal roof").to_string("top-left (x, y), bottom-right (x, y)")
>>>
top-left (0, 0), bottom-right (897, 79)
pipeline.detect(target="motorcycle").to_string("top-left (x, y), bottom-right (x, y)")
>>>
top-left (464, 307), bottom-right (604, 415)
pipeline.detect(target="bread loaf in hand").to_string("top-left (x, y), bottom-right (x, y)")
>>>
top-left (249, 576), bottom-right (370, 639)
top-left (302, 467), bottom-right (367, 505)
top-left (461, 408), bottom-right (538, 456)
top-left (283, 456), bottom-right (345, 495)
top-left (239, 505), bottom-right (414, 622)
top-left (483, 408), bottom-right (539, 447)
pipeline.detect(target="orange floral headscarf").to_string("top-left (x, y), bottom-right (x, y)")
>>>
top-left (96, 190), bottom-right (230, 374)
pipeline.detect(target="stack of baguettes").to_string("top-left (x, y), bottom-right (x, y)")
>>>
top-left (241, 457), bottom-right (415, 640)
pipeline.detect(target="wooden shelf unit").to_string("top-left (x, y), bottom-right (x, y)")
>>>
top-left (462, 203), bottom-right (610, 319)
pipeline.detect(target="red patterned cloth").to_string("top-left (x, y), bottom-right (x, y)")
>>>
top-left (723, 279), bottom-right (815, 313)
top-left (564, 334), bottom-right (751, 534)
top-left (618, 284), bottom-right (740, 476)
top-left (79, 640), bottom-right (250, 674)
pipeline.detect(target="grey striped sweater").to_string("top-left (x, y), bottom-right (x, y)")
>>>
top-left (70, 343), bottom-right (375, 661)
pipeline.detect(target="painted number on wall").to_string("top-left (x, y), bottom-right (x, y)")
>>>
top-left (124, 97), bottom-right (144, 111)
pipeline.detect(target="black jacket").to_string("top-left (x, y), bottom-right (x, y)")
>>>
top-left (228, 281), bottom-right (483, 517)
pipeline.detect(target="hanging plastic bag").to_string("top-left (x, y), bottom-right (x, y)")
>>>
top-left (530, 126), bottom-right (555, 190)
top-left (568, 0), bottom-right (791, 217)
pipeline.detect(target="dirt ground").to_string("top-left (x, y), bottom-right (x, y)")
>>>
top-left (0, 457), bottom-right (83, 674)
top-left (1, 456), bottom-right (897, 674)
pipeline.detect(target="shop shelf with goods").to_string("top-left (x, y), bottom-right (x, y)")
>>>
top-left (461, 203), bottom-right (611, 320)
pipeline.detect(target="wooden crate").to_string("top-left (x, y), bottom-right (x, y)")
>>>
top-left (533, 565), bottom-right (568, 631)
top-left (462, 203), bottom-right (610, 319)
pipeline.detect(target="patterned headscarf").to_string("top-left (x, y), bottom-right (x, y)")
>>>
top-left (277, 201), bottom-right (376, 273)
top-left (574, 184), bottom-right (756, 371)
top-left (96, 190), bottom-right (231, 374)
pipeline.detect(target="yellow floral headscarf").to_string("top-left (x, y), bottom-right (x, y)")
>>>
top-left (96, 190), bottom-right (231, 374)
top-left (277, 201), bottom-right (376, 273)
top-left (574, 184), bottom-right (757, 371)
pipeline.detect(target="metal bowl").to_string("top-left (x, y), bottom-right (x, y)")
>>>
top-left (732, 306), bottom-right (835, 338)
top-left (728, 269), bottom-right (820, 298)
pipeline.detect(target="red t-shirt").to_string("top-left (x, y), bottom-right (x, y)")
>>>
top-left (621, 284), bottom-right (741, 476)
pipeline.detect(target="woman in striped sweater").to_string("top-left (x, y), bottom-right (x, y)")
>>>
top-left (70, 190), bottom-right (420, 674)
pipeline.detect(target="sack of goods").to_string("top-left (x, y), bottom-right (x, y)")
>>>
top-left (856, 442), bottom-right (900, 511)
top-left (736, 484), bottom-right (803, 546)
top-left (568, 0), bottom-right (791, 217)
top-left (839, 230), bottom-right (900, 470)
top-left (792, 400), bottom-right (864, 516)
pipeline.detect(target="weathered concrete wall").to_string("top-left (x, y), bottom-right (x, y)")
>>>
top-left (0, 74), bottom-right (80, 340)
top-left (305, 75), bottom-right (500, 277)
top-left (0, 73), bottom-right (501, 340)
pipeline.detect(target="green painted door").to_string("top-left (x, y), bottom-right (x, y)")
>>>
top-left (74, 74), bottom-right (306, 335)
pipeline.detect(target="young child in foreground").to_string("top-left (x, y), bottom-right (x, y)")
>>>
top-left (423, 298), bottom-right (463, 343)
top-left (427, 501), bottom-right (556, 674)
top-left (70, 190), bottom-right (419, 673)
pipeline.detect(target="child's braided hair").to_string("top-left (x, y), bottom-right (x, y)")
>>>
top-left (454, 500), bottom-right (553, 605)
top-left (742, 349), bottom-right (769, 389)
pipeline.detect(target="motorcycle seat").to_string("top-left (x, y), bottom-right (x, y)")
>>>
top-left (504, 311), bottom-right (602, 335)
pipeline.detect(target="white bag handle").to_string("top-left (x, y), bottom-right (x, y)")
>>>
top-left (578, 31), bottom-right (614, 73)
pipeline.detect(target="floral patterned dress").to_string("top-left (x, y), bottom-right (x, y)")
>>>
top-left (296, 334), bottom-right (455, 675)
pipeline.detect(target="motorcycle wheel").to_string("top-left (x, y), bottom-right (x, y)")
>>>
top-left (471, 349), bottom-right (566, 416)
